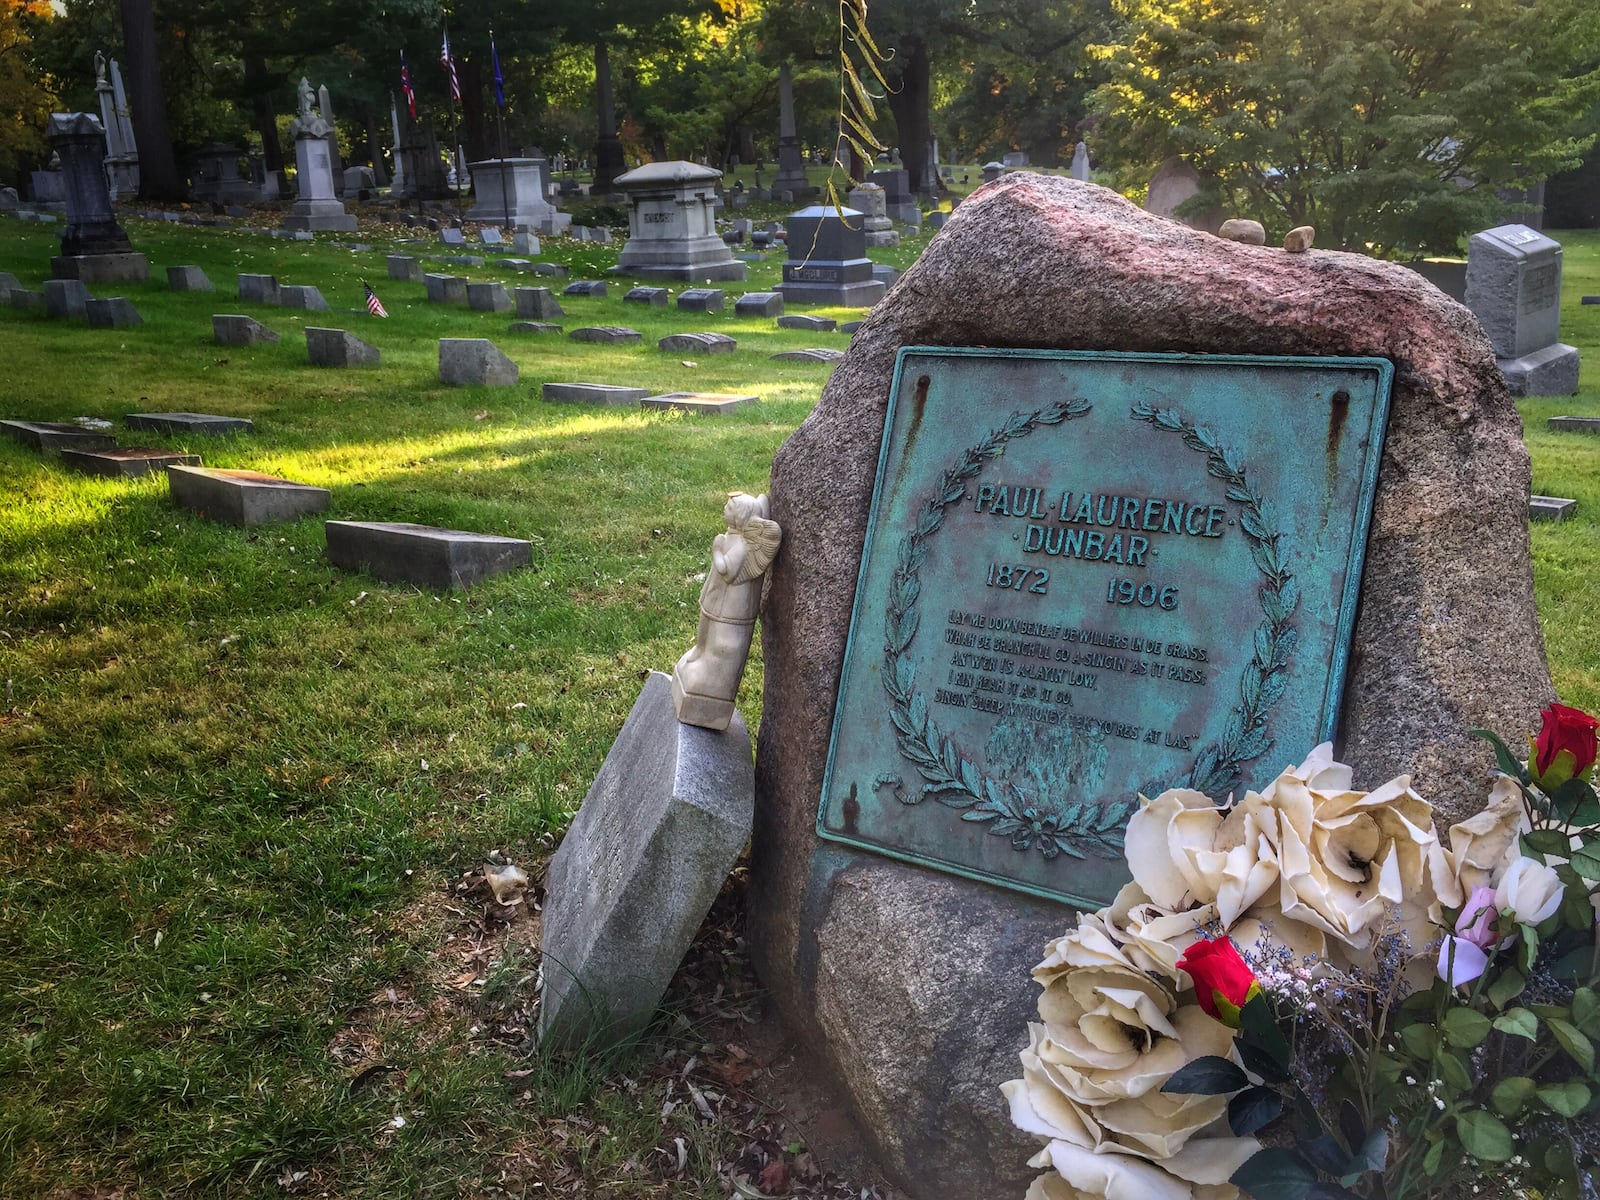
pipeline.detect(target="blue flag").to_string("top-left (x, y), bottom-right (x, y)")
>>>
top-left (491, 34), bottom-right (505, 110)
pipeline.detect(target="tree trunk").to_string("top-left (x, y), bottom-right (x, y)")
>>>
top-left (243, 55), bottom-right (283, 172)
top-left (363, 107), bottom-right (387, 184)
top-left (460, 56), bottom-right (487, 163)
top-left (119, 0), bottom-right (183, 199)
top-left (886, 34), bottom-right (932, 195)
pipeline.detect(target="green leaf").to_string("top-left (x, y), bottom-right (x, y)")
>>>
top-left (1229, 1086), bottom-right (1284, 1136)
top-left (1492, 1007), bottom-right (1539, 1040)
top-left (1422, 1139), bottom-right (1445, 1177)
top-left (1348, 1128), bottom-right (1389, 1176)
top-left (1523, 828), bottom-right (1573, 857)
top-left (1399, 1022), bottom-right (1437, 1060)
top-left (1436, 1048), bottom-right (1472, 1092)
top-left (1537, 1081), bottom-right (1591, 1117)
top-left (1241, 992), bottom-right (1291, 1068)
top-left (1487, 967), bottom-right (1527, 1009)
top-left (1548, 777), bottom-right (1600, 827)
top-left (1232, 1147), bottom-right (1318, 1200)
top-left (1490, 1076), bottom-right (1538, 1116)
top-left (1548, 1018), bottom-right (1596, 1073)
top-left (1163, 1055), bottom-right (1250, 1096)
top-left (1569, 842), bottom-right (1600, 881)
top-left (1240, 1038), bottom-right (1291, 1084)
top-left (1441, 1007), bottom-right (1493, 1048)
top-left (1574, 988), bottom-right (1600, 1038)
top-left (1550, 944), bottom-right (1600, 983)
top-left (1472, 728), bottom-right (1531, 785)
top-left (1300, 1134), bottom-right (1349, 1176)
top-left (1453, 1109), bottom-right (1514, 1162)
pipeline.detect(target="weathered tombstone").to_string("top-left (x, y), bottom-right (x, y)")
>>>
top-left (188, 144), bottom-right (252, 206)
top-left (1549, 416), bottom-right (1600, 433)
top-left (85, 297), bottom-right (140, 328)
top-left (325, 521), bottom-right (531, 589)
top-left (508, 321), bottom-right (562, 335)
top-left (641, 392), bottom-right (756, 414)
top-left (1143, 157), bottom-right (1224, 234)
top-left (59, 447), bottom-right (199, 477)
top-left (127, 412), bottom-right (253, 436)
top-left (284, 79), bottom-right (357, 233)
top-left (928, 211), bottom-right (949, 231)
top-left (386, 255), bottom-right (423, 283)
top-left (479, 227), bottom-right (504, 245)
top-left (424, 274), bottom-right (468, 305)
top-left (748, 175), bottom-right (1554, 1198)
top-left (775, 208), bottom-right (886, 308)
top-left (567, 326), bottom-right (641, 345)
top-left (613, 161), bottom-right (747, 282)
top-left (538, 670), bottom-right (753, 1050)
top-left (868, 169), bottom-right (917, 223)
top-left (440, 227), bottom-right (466, 246)
top-left (564, 280), bottom-right (607, 297)
top-left (93, 53), bottom-right (139, 199)
top-left (777, 314), bottom-right (836, 332)
top-left (43, 278), bottom-right (90, 320)
top-left (772, 63), bottom-right (814, 199)
top-left (306, 327), bottom-right (380, 367)
top-left (981, 161), bottom-right (1005, 184)
top-left (658, 332), bottom-right (736, 355)
top-left (212, 314), bottom-right (280, 345)
top-left (770, 347), bottom-right (844, 363)
top-left (624, 286), bottom-right (669, 307)
top-left (1001, 151), bottom-right (1028, 169)
top-left (465, 158), bottom-right (571, 235)
top-left (166, 265), bottom-right (213, 292)
top-left (871, 264), bottom-right (900, 290)
top-left (395, 123), bottom-right (450, 202)
top-left (0, 419), bottom-right (116, 452)
top-left (1069, 142), bottom-right (1090, 181)
top-left (438, 338), bottom-right (518, 386)
top-left (677, 288), bottom-right (723, 313)
top-left (466, 282), bottom-right (512, 313)
top-left (47, 113), bottom-right (149, 284)
top-left (542, 382), bottom-right (650, 406)
top-left (0, 271), bottom-right (20, 294)
top-left (238, 273), bottom-right (279, 305)
top-left (513, 287), bottom-right (564, 320)
top-left (848, 183), bottom-right (899, 248)
top-left (168, 465), bottom-right (327, 525)
top-left (513, 230), bottom-right (540, 256)
top-left (341, 165), bottom-right (374, 193)
top-left (532, 263), bottom-right (569, 278)
top-left (1464, 224), bottom-right (1580, 396)
top-left (278, 285), bottom-right (329, 311)
top-left (1531, 495), bottom-right (1576, 520)
top-left (735, 292), bottom-right (783, 318)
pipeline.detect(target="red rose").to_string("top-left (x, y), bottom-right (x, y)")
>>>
top-left (1177, 937), bottom-right (1261, 1028)
top-left (1531, 703), bottom-right (1600, 790)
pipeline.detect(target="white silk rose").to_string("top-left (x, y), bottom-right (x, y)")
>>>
top-left (1447, 776), bottom-right (1530, 891)
top-left (1495, 856), bottom-right (1564, 926)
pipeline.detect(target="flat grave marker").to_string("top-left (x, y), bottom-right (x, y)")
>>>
top-left (543, 383), bottom-right (650, 406)
top-left (568, 326), bottom-right (642, 345)
top-left (1, 419), bottom-right (116, 452)
top-left (168, 465), bottom-right (328, 526)
top-left (640, 392), bottom-right (757, 414)
top-left (325, 521), bottom-right (531, 590)
top-left (59, 447), bottom-right (200, 478)
top-left (127, 412), bottom-right (254, 436)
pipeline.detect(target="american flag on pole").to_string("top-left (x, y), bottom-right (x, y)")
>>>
top-left (400, 51), bottom-right (416, 119)
top-left (363, 281), bottom-right (388, 318)
top-left (440, 29), bottom-right (461, 103)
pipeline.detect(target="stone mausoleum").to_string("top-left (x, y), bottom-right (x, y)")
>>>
top-left (613, 161), bottom-right (746, 283)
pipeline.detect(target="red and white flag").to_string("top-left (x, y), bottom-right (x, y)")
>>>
top-left (363, 282), bottom-right (388, 318)
top-left (440, 29), bottom-right (461, 103)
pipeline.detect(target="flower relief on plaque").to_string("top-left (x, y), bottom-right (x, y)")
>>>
top-left (817, 348), bottom-right (1395, 908)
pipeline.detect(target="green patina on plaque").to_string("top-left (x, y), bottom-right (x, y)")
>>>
top-left (816, 348), bottom-right (1394, 909)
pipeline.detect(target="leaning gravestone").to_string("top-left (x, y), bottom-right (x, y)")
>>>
top-left (1463, 224), bottom-right (1580, 396)
top-left (438, 339), bottom-right (518, 386)
top-left (749, 176), bottom-right (1553, 1199)
top-left (538, 670), bottom-right (753, 1050)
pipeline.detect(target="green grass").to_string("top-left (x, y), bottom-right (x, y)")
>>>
top-left (2, 211), bottom-right (1600, 1197)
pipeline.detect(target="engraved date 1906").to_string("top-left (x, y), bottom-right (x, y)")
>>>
top-left (984, 562), bottom-right (1050, 594)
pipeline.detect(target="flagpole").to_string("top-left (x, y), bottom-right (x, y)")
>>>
top-left (443, 19), bottom-right (463, 208)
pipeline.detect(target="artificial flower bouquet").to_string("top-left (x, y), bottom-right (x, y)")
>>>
top-left (1004, 705), bottom-right (1600, 1200)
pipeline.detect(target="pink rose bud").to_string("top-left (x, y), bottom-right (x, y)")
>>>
top-left (1455, 885), bottom-right (1499, 950)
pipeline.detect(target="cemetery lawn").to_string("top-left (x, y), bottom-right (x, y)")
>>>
top-left (0, 214), bottom-right (1597, 1198)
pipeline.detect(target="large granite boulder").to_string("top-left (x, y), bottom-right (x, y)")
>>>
top-left (749, 175), bottom-right (1554, 1198)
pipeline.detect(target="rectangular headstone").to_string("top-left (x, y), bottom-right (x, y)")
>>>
top-left (778, 314), bottom-right (837, 332)
top-left (735, 292), bottom-right (784, 317)
top-left (0, 271), bottom-right (20, 294)
top-left (658, 332), bottom-right (736, 355)
top-left (168, 465), bottom-right (328, 525)
top-left (438, 338), bottom-right (518, 386)
top-left (467, 281), bottom-right (512, 313)
top-left (567, 326), bottom-right (641, 345)
top-left (166, 265), bottom-right (214, 292)
top-left (1531, 495), bottom-right (1577, 521)
top-left (49, 253), bottom-right (149, 284)
top-left (538, 671), bottom-right (752, 1050)
top-left (213, 314), bottom-right (280, 345)
top-left (43, 278), bottom-right (90, 319)
top-left (816, 347), bottom-right (1394, 906)
top-left (306, 327), bottom-right (380, 367)
top-left (513, 287), bottom-right (564, 320)
top-left (238, 273), bottom-right (279, 305)
top-left (513, 231), bottom-right (540, 255)
top-left (641, 392), bottom-right (758, 414)
top-left (8, 289), bottom-right (43, 310)
top-left (386, 255), bottom-right (423, 282)
top-left (542, 382), bottom-right (651, 406)
top-left (1548, 416), bottom-right (1600, 433)
top-left (325, 521), bottom-right (532, 589)
top-left (0, 419), bottom-right (116, 452)
top-left (479, 227), bottom-right (504, 244)
top-left (564, 280), bottom-right (607, 297)
top-left (424, 274), bottom-right (468, 304)
top-left (532, 262), bottom-right (569, 277)
top-left (677, 288), bottom-right (723, 313)
top-left (440, 227), bottom-right (466, 245)
top-left (85, 297), bottom-right (141, 328)
top-left (1466, 225), bottom-right (1563, 358)
top-left (279, 285), bottom-right (329, 311)
top-left (127, 412), bottom-right (254, 436)
top-left (508, 321), bottom-right (562, 335)
top-left (59, 447), bottom-right (201, 478)
top-left (625, 286), bottom-right (669, 307)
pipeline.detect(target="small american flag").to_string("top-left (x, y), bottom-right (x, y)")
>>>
top-left (363, 282), bottom-right (388, 318)
top-left (441, 29), bottom-right (461, 103)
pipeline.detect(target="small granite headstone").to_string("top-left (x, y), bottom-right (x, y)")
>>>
top-left (770, 347), bottom-right (844, 363)
top-left (542, 382), bottom-right (651, 406)
top-left (1531, 495), bottom-right (1577, 521)
top-left (0, 419), bottom-right (116, 452)
top-left (625, 286), bottom-right (669, 307)
top-left (85, 297), bottom-right (141, 328)
top-left (424, 274), bottom-right (468, 304)
top-left (735, 292), bottom-right (784, 317)
top-left (513, 288), bottom-right (564, 320)
top-left (1464, 224), bottom-right (1580, 396)
top-left (467, 282), bottom-right (512, 313)
top-left (127, 412), bottom-right (253, 436)
top-left (212, 314), bottom-right (280, 345)
top-left (168, 465), bottom-right (327, 525)
top-left (166, 265), bottom-right (213, 292)
top-left (387, 255), bottom-right (423, 282)
top-left (1547, 416), bottom-right (1600, 434)
top-left (564, 280), bottom-right (608, 297)
top-left (59, 447), bottom-right (200, 478)
top-left (513, 230), bottom-right (540, 255)
top-left (658, 332), bottom-right (736, 355)
top-left (872, 264), bottom-right (900, 289)
top-left (440, 227), bottom-right (466, 246)
top-left (677, 288), bottom-right (723, 313)
top-left (777, 314), bottom-right (836, 332)
top-left (43, 278), bottom-right (90, 319)
top-left (479, 227), bottom-right (504, 245)
top-left (775, 207), bottom-right (886, 308)
top-left (278, 285), bottom-right (329, 311)
top-left (238, 273), bottom-right (279, 305)
top-left (325, 521), bottom-right (531, 589)
top-left (538, 670), bottom-right (752, 1051)
top-left (508, 321), bottom-right (562, 335)
top-left (306, 327), bottom-right (380, 367)
top-left (532, 263), bottom-right (569, 277)
top-left (568, 326), bottom-right (642, 345)
top-left (438, 338), bottom-right (519, 386)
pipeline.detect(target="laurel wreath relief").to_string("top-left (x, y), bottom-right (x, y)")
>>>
top-left (870, 399), bottom-right (1297, 863)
